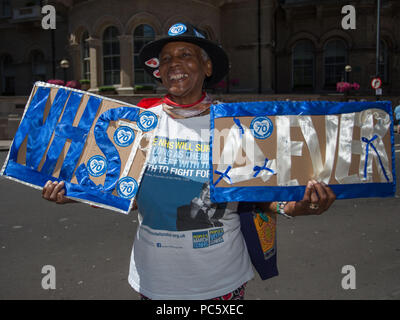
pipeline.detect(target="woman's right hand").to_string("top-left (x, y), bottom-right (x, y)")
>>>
top-left (42, 180), bottom-right (75, 204)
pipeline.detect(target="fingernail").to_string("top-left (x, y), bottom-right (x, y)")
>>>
top-left (312, 179), bottom-right (318, 184)
top-left (307, 181), bottom-right (313, 187)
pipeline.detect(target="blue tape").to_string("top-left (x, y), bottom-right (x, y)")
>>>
top-left (59, 95), bottom-right (102, 181)
top-left (213, 166), bottom-right (232, 187)
top-left (9, 86), bottom-right (51, 164)
top-left (65, 182), bottom-right (131, 212)
top-left (362, 135), bottom-right (390, 182)
top-left (40, 91), bottom-right (85, 176)
top-left (389, 107), bottom-right (397, 192)
top-left (4, 160), bottom-right (61, 188)
top-left (55, 124), bottom-right (88, 142)
top-left (253, 158), bottom-right (275, 177)
top-left (233, 117), bottom-right (244, 137)
top-left (211, 100), bottom-right (393, 118)
top-left (4, 160), bottom-right (130, 212)
top-left (76, 106), bottom-right (140, 193)
top-left (75, 163), bottom-right (100, 189)
top-left (27, 88), bottom-right (70, 169)
top-left (210, 183), bottom-right (396, 203)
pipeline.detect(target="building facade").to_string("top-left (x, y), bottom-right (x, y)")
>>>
top-left (275, 0), bottom-right (400, 96)
top-left (0, 0), bottom-right (399, 97)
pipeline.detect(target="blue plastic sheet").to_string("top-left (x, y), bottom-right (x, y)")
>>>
top-left (76, 107), bottom-right (140, 193)
top-left (1, 83), bottom-right (157, 214)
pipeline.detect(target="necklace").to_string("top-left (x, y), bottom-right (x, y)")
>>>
top-left (163, 103), bottom-right (210, 118)
top-left (162, 94), bottom-right (213, 119)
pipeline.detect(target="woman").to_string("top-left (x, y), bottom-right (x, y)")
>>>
top-left (42, 23), bottom-right (336, 300)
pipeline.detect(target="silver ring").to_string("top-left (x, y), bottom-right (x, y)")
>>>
top-left (309, 203), bottom-right (319, 210)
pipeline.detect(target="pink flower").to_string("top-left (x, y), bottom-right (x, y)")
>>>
top-left (47, 79), bottom-right (65, 86)
top-left (336, 81), bottom-right (360, 92)
top-left (336, 82), bottom-right (347, 92)
top-left (66, 80), bottom-right (81, 89)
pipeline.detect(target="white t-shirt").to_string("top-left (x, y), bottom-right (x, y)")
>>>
top-left (128, 104), bottom-right (254, 300)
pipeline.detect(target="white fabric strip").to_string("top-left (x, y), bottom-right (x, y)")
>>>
top-left (298, 115), bottom-right (339, 183)
top-left (276, 116), bottom-right (301, 186)
top-left (215, 123), bottom-right (274, 184)
top-left (118, 120), bottom-right (143, 178)
top-left (335, 113), bottom-right (361, 184)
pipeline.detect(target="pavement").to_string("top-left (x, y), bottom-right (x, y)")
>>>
top-left (0, 135), bottom-right (399, 300)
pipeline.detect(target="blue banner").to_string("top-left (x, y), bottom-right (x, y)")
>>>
top-left (1, 83), bottom-right (158, 214)
top-left (210, 101), bottom-right (396, 203)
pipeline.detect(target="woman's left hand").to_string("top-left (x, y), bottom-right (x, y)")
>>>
top-left (285, 180), bottom-right (336, 217)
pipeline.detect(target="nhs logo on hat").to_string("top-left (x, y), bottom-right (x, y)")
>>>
top-left (168, 23), bottom-right (187, 36)
top-left (194, 29), bottom-right (205, 39)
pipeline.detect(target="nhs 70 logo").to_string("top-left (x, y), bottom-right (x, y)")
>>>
top-left (116, 177), bottom-right (138, 199)
top-left (168, 23), bottom-right (187, 36)
top-left (114, 126), bottom-right (135, 147)
top-left (250, 116), bottom-right (273, 139)
top-left (138, 111), bottom-right (158, 132)
top-left (87, 155), bottom-right (107, 177)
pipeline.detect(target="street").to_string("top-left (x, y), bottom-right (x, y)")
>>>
top-left (0, 134), bottom-right (399, 300)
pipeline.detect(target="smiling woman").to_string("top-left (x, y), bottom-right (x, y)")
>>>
top-left (41, 22), bottom-right (336, 301)
top-left (158, 42), bottom-right (212, 105)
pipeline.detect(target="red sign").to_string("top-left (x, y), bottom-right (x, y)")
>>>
top-left (371, 77), bottom-right (382, 89)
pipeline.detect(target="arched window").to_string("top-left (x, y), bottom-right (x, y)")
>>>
top-left (133, 24), bottom-right (155, 84)
top-left (324, 39), bottom-right (347, 87)
top-left (292, 40), bottom-right (314, 89)
top-left (0, 54), bottom-right (15, 95)
top-left (31, 50), bottom-right (46, 82)
top-left (379, 40), bottom-right (388, 82)
top-left (81, 31), bottom-right (90, 81)
top-left (103, 26), bottom-right (120, 85)
top-left (1, 0), bottom-right (11, 17)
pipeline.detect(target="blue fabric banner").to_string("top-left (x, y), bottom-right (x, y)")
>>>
top-left (210, 100), bottom-right (396, 203)
top-left (1, 82), bottom-right (158, 214)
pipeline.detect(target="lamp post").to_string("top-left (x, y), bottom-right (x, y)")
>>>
top-left (375, 0), bottom-right (382, 101)
top-left (60, 59), bottom-right (70, 83)
top-left (376, 0), bottom-right (381, 78)
top-left (345, 65), bottom-right (352, 83)
top-left (344, 65), bottom-right (352, 100)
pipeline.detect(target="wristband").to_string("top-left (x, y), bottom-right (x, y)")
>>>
top-left (276, 201), bottom-right (292, 219)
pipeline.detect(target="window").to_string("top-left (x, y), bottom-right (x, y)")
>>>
top-left (1, 0), bottom-right (11, 17)
top-left (81, 31), bottom-right (90, 81)
top-left (133, 24), bottom-right (155, 84)
top-left (31, 50), bottom-right (46, 82)
top-left (378, 40), bottom-right (388, 82)
top-left (324, 39), bottom-right (347, 87)
top-left (1, 54), bottom-right (15, 95)
top-left (103, 26), bottom-right (120, 85)
top-left (292, 40), bottom-right (314, 89)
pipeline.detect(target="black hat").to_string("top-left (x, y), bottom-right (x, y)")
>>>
top-left (139, 23), bottom-right (229, 87)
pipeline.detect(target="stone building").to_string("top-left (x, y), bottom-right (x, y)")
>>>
top-left (0, 0), bottom-right (399, 97)
top-left (275, 0), bottom-right (400, 96)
